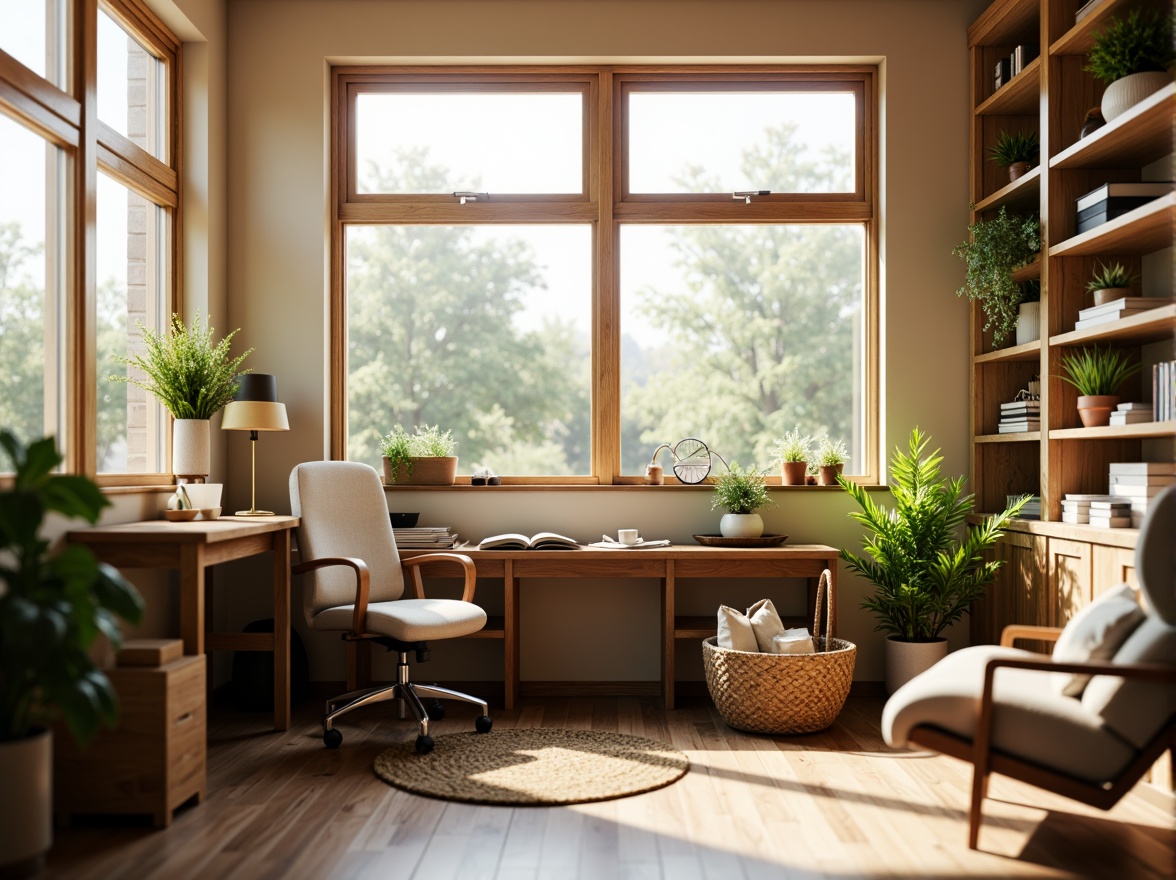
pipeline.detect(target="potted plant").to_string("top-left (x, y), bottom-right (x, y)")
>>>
top-left (1059, 346), bottom-right (1142, 427)
top-left (838, 428), bottom-right (1027, 694)
top-left (710, 462), bottom-right (774, 538)
top-left (953, 208), bottom-right (1041, 348)
top-left (771, 428), bottom-right (811, 486)
top-left (0, 433), bottom-right (144, 874)
top-left (1014, 279), bottom-right (1041, 346)
top-left (379, 423), bottom-right (459, 485)
top-left (814, 437), bottom-right (849, 485)
top-left (1085, 261), bottom-right (1138, 306)
top-left (988, 129), bottom-right (1039, 182)
top-left (110, 312), bottom-right (253, 481)
top-left (1086, 9), bottom-right (1175, 122)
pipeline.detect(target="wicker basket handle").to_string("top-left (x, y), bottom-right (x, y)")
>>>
top-left (812, 569), bottom-right (834, 651)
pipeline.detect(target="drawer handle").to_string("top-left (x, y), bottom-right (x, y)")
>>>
top-left (176, 711), bottom-right (194, 725)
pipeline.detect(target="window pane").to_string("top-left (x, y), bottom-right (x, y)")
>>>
top-left (0, 0), bottom-right (68, 89)
top-left (0, 112), bottom-right (66, 454)
top-left (355, 92), bottom-right (583, 194)
top-left (620, 224), bottom-right (866, 476)
top-left (98, 8), bottom-right (167, 161)
top-left (97, 173), bottom-right (168, 474)
top-left (346, 224), bottom-right (592, 476)
top-left (628, 91), bottom-right (856, 193)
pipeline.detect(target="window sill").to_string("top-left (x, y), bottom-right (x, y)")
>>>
top-left (382, 482), bottom-right (887, 491)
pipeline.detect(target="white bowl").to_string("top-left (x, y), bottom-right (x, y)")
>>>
top-left (182, 483), bottom-right (223, 510)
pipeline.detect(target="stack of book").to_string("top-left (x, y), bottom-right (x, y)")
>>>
top-left (393, 526), bottom-right (460, 549)
top-left (1087, 499), bottom-right (1133, 529)
top-left (1008, 494), bottom-right (1040, 520)
top-left (1061, 494), bottom-right (1113, 524)
top-left (1075, 182), bottom-right (1172, 234)
top-left (998, 398), bottom-right (1040, 433)
top-left (1109, 402), bottom-right (1153, 426)
top-left (1154, 360), bottom-right (1175, 422)
top-left (1074, 296), bottom-right (1174, 330)
top-left (1108, 462), bottom-right (1176, 527)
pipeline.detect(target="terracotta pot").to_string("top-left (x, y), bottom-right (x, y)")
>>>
top-left (817, 463), bottom-right (843, 486)
top-left (1092, 286), bottom-right (1130, 307)
top-left (0, 728), bottom-right (51, 876)
top-left (1077, 395), bottom-right (1119, 428)
top-left (781, 461), bottom-right (807, 485)
top-left (885, 636), bottom-right (948, 695)
top-left (382, 456), bottom-right (458, 485)
top-left (172, 418), bottom-right (210, 481)
top-left (1007, 161), bottom-right (1032, 182)
top-left (1014, 301), bottom-right (1040, 345)
top-left (1101, 71), bottom-right (1171, 122)
top-left (719, 513), bottom-right (763, 538)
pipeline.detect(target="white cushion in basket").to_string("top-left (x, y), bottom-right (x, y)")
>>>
top-left (716, 605), bottom-right (758, 652)
top-left (747, 598), bottom-right (787, 652)
top-left (1051, 582), bottom-right (1145, 696)
top-left (882, 644), bottom-right (1137, 784)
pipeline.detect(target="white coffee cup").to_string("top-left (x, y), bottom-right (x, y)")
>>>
top-left (618, 529), bottom-right (639, 544)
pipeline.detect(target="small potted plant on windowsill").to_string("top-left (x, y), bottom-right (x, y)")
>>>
top-left (711, 462), bottom-right (774, 538)
top-left (988, 129), bottom-right (1039, 183)
top-left (1086, 9), bottom-right (1175, 122)
top-left (1059, 346), bottom-right (1142, 428)
top-left (379, 424), bottom-right (459, 485)
top-left (771, 428), bottom-right (811, 486)
top-left (953, 208), bottom-right (1041, 348)
top-left (1085, 261), bottom-right (1138, 307)
top-left (814, 437), bottom-right (849, 486)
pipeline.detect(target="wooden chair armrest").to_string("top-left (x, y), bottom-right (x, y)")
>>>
top-left (401, 552), bottom-right (478, 603)
top-left (1000, 624), bottom-right (1064, 648)
top-left (292, 556), bottom-right (371, 633)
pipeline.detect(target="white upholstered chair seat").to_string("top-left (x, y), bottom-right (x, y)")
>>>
top-left (883, 644), bottom-right (1137, 784)
top-left (312, 598), bottom-right (487, 642)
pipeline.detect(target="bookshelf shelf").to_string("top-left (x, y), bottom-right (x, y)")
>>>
top-left (976, 165), bottom-right (1041, 213)
top-left (1048, 0), bottom-right (1169, 56)
top-left (975, 431), bottom-right (1041, 443)
top-left (1011, 257), bottom-right (1041, 282)
top-left (1049, 305), bottom-right (1176, 347)
top-left (975, 57), bottom-right (1041, 116)
top-left (1050, 83), bottom-right (1176, 170)
top-left (974, 339), bottom-right (1041, 363)
top-left (1049, 421), bottom-right (1176, 441)
top-left (1048, 193), bottom-right (1175, 257)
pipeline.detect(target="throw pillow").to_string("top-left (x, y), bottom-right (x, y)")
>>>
top-left (771, 628), bottom-right (815, 655)
top-left (747, 598), bottom-right (786, 652)
top-left (716, 605), bottom-right (758, 652)
top-left (1052, 582), bottom-right (1145, 697)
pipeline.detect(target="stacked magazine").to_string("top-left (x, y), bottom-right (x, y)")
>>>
top-left (1108, 402), bottom-right (1153, 426)
top-left (1060, 494), bottom-right (1127, 526)
top-left (1008, 494), bottom-right (1040, 520)
top-left (393, 526), bottom-right (460, 549)
top-left (1108, 462), bottom-right (1176, 528)
top-left (998, 398), bottom-right (1040, 433)
top-left (1074, 296), bottom-right (1174, 331)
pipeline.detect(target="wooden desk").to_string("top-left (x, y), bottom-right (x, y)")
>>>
top-left (68, 515), bottom-right (299, 731)
top-left (400, 544), bottom-right (839, 710)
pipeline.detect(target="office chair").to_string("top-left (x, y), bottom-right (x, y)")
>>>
top-left (289, 461), bottom-right (492, 753)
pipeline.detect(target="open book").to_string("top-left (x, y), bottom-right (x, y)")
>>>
top-left (478, 532), bottom-right (580, 551)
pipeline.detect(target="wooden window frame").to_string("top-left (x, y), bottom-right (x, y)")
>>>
top-left (331, 65), bottom-right (879, 486)
top-left (0, 0), bottom-right (180, 486)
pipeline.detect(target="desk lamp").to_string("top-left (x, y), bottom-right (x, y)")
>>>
top-left (221, 373), bottom-right (289, 515)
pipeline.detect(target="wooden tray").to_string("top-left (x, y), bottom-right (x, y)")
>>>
top-left (692, 534), bottom-right (788, 548)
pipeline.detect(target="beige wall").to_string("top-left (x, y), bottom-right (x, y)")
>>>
top-left (145, 0), bottom-right (989, 685)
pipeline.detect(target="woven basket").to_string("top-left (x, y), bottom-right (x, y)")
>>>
top-left (702, 569), bottom-right (856, 734)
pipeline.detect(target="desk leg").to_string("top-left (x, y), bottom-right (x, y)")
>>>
top-left (662, 560), bottom-right (676, 710)
top-left (272, 529), bottom-right (291, 731)
top-left (204, 567), bottom-right (216, 704)
top-left (504, 559), bottom-right (518, 711)
top-left (180, 544), bottom-right (206, 655)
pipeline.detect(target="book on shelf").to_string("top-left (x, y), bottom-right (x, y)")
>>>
top-left (1061, 512), bottom-right (1090, 524)
top-left (477, 531), bottom-right (580, 551)
top-left (1075, 0), bottom-right (1104, 23)
top-left (993, 58), bottom-right (1010, 91)
top-left (1088, 515), bottom-right (1133, 529)
top-left (1108, 461), bottom-right (1176, 475)
top-left (1109, 411), bottom-right (1153, 425)
top-left (1074, 310), bottom-right (1155, 330)
top-left (998, 422), bottom-right (1039, 433)
top-left (1075, 182), bottom-right (1173, 212)
top-left (1009, 44), bottom-right (1038, 76)
top-left (1116, 402), bottom-right (1151, 411)
top-left (999, 401), bottom-right (1040, 413)
top-left (393, 526), bottom-right (460, 549)
top-left (1088, 500), bottom-right (1130, 511)
top-left (1064, 493), bottom-right (1117, 500)
top-left (1078, 297), bottom-right (1174, 321)
top-left (1110, 483), bottom-right (1172, 498)
top-left (1153, 361), bottom-right (1175, 422)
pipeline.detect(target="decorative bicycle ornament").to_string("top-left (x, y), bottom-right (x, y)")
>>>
top-left (648, 438), bottom-right (726, 484)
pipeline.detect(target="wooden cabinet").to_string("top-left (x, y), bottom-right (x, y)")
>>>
top-left (54, 655), bottom-right (206, 828)
top-left (972, 530), bottom-right (1047, 646)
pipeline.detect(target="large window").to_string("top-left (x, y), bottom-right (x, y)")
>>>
top-left (0, 0), bottom-right (179, 481)
top-left (334, 69), bottom-right (877, 483)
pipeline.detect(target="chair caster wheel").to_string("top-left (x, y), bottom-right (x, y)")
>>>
top-left (323, 727), bottom-right (343, 749)
top-left (415, 734), bottom-right (435, 754)
top-left (475, 715), bottom-right (493, 734)
top-left (428, 700), bottom-right (446, 720)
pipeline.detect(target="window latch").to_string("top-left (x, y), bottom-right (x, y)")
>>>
top-left (453, 191), bottom-right (489, 205)
top-left (733, 190), bottom-right (770, 204)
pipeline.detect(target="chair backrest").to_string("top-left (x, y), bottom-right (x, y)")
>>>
top-left (289, 461), bottom-right (404, 627)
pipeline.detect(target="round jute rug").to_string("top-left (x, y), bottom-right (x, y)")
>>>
top-left (373, 728), bottom-right (689, 806)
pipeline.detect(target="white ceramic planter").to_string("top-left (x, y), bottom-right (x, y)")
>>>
top-left (1014, 301), bottom-right (1040, 345)
top-left (719, 513), bottom-right (763, 538)
top-left (0, 728), bottom-right (51, 875)
top-left (1101, 71), bottom-right (1171, 122)
top-left (885, 636), bottom-right (948, 695)
top-left (172, 418), bottom-right (211, 480)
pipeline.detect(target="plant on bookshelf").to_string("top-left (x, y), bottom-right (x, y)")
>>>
top-left (1058, 346), bottom-right (1143, 427)
top-left (1085, 9), bottom-right (1176, 121)
top-left (1085, 260), bottom-right (1138, 306)
top-left (987, 130), bottom-right (1039, 182)
top-left (953, 208), bottom-right (1041, 347)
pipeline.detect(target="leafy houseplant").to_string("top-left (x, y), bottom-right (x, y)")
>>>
top-left (711, 462), bottom-right (774, 538)
top-left (814, 437), bottom-right (849, 486)
top-left (953, 208), bottom-right (1041, 347)
top-left (1059, 346), bottom-right (1142, 427)
top-left (1086, 261), bottom-right (1138, 306)
top-left (1086, 10), bottom-right (1176, 121)
top-left (988, 130), bottom-right (1039, 181)
top-left (379, 423), bottom-right (459, 485)
top-left (771, 428), bottom-right (812, 486)
top-left (0, 433), bottom-right (144, 868)
top-left (838, 429), bottom-right (1027, 691)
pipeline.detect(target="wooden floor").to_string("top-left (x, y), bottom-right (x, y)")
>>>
top-left (44, 695), bottom-right (1174, 879)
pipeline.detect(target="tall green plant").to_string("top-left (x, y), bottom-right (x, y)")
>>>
top-left (838, 428), bottom-right (1028, 642)
top-left (1085, 9), bottom-right (1176, 83)
top-left (953, 208), bottom-right (1041, 347)
top-left (1058, 346), bottom-right (1141, 397)
top-left (110, 312), bottom-right (253, 419)
top-left (0, 432), bottom-right (144, 744)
